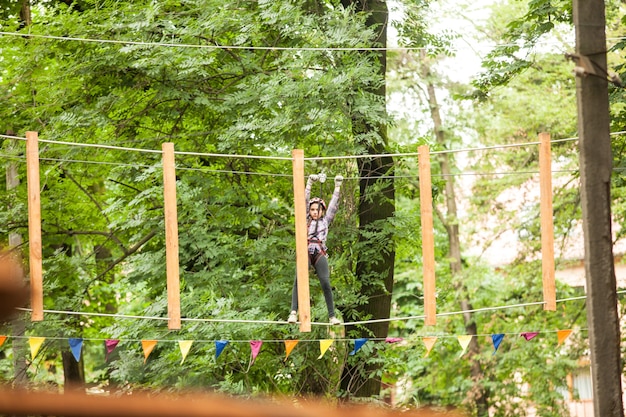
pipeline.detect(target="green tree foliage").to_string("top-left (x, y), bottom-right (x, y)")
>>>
top-left (0, 0), bottom-right (390, 395)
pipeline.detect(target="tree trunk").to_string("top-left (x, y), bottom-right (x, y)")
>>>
top-left (62, 350), bottom-right (84, 391)
top-left (19, 0), bottom-right (32, 27)
top-left (420, 51), bottom-right (489, 416)
top-left (339, 0), bottom-right (395, 398)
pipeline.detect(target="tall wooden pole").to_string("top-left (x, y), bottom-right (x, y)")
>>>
top-left (292, 149), bottom-right (311, 332)
top-left (25, 131), bottom-right (43, 322)
top-left (573, 0), bottom-right (624, 415)
top-left (162, 143), bottom-right (181, 330)
top-left (538, 133), bottom-right (556, 311)
top-left (418, 145), bottom-right (436, 326)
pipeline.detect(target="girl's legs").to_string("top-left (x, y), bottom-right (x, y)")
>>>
top-left (290, 255), bottom-right (337, 319)
top-left (312, 256), bottom-right (336, 318)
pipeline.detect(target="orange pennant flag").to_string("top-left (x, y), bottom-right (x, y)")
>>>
top-left (29, 337), bottom-right (46, 359)
top-left (422, 336), bottom-right (438, 357)
top-left (284, 340), bottom-right (299, 360)
top-left (557, 329), bottom-right (572, 347)
top-left (318, 339), bottom-right (334, 359)
top-left (142, 340), bottom-right (158, 364)
top-left (0, 336), bottom-right (7, 347)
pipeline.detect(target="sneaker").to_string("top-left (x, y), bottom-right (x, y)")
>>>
top-left (329, 316), bottom-right (342, 326)
top-left (287, 311), bottom-right (297, 324)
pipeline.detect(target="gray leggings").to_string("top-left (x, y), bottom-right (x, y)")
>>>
top-left (291, 254), bottom-right (336, 318)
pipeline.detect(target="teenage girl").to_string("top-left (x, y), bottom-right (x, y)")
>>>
top-left (288, 174), bottom-right (343, 325)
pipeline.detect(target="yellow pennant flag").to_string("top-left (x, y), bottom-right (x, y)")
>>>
top-left (29, 337), bottom-right (46, 359)
top-left (557, 329), bottom-right (572, 347)
top-left (318, 339), bottom-right (334, 359)
top-left (142, 340), bottom-right (158, 364)
top-left (284, 340), bottom-right (299, 360)
top-left (178, 340), bottom-right (193, 364)
top-left (0, 336), bottom-right (7, 347)
top-left (422, 336), bottom-right (438, 358)
top-left (457, 335), bottom-right (472, 357)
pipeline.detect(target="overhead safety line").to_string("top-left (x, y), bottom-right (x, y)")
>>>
top-left (0, 151), bottom-right (587, 180)
top-left (2, 132), bottom-right (625, 165)
top-left (2, 31), bottom-right (626, 52)
top-left (14, 291), bottom-right (599, 328)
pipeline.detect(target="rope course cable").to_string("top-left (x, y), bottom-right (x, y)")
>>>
top-left (0, 132), bottom-right (592, 161)
top-left (14, 290), bottom-right (602, 328)
top-left (5, 132), bottom-right (626, 179)
top-left (2, 31), bottom-right (625, 52)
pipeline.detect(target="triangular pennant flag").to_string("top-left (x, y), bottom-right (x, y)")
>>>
top-left (178, 340), bottom-right (193, 365)
top-left (422, 336), bottom-right (438, 358)
top-left (349, 338), bottom-right (368, 356)
top-left (0, 336), bottom-right (7, 347)
top-left (215, 340), bottom-right (229, 360)
top-left (520, 332), bottom-right (539, 341)
top-left (29, 337), bottom-right (46, 359)
top-left (457, 335), bottom-right (472, 357)
top-left (557, 329), bottom-right (572, 346)
top-left (491, 334), bottom-right (505, 355)
top-left (318, 339), bottom-right (334, 359)
top-left (250, 340), bottom-right (263, 365)
top-left (385, 337), bottom-right (403, 343)
top-left (141, 340), bottom-right (158, 364)
top-left (105, 339), bottom-right (120, 361)
top-left (68, 338), bottom-right (83, 362)
top-left (284, 340), bottom-right (299, 360)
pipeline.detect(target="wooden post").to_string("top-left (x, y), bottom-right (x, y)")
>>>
top-left (418, 145), bottom-right (436, 326)
top-left (162, 143), bottom-right (181, 330)
top-left (25, 131), bottom-right (43, 322)
top-left (292, 149), bottom-right (311, 332)
top-left (539, 133), bottom-right (556, 311)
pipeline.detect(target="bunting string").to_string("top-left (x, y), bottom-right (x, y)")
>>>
top-left (7, 330), bottom-right (577, 367)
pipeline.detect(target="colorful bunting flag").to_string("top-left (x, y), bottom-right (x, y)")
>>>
top-left (318, 339), bottom-right (334, 359)
top-left (141, 340), bottom-right (157, 364)
top-left (557, 329), bottom-right (572, 346)
top-left (68, 338), bottom-right (83, 362)
top-left (0, 336), bottom-right (6, 347)
top-left (491, 334), bottom-right (505, 355)
top-left (349, 338), bottom-right (368, 356)
top-left (105, 339), bottom-right (119, 361)
top-left (250, 340), bottom-right (263, 365)
top-left (422, 336), bottom-right (437, 358)
top-left (29, 337), bottom-right (46, 359)
top-left (385, 337), bottom-right (403, 344)
top-left (215, 340), bottom-right (229, 360)
top-left (178, 340), bottom-right (193, 364)
top-left (520, 332), bottom-right (539, 341)
top-left (457, 335), bottom-right (472, 357)
top-left (284, 340), bottom-right (299, 360)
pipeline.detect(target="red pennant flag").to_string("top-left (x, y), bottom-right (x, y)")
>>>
top-left (105, 339), bottom-right (119, 361)
top-left (520, 332), bottom-right (538, 341)
top-left (250, 340), bottom-right (263, 365)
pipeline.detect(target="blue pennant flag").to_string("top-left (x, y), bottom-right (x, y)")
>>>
top-left (215, 340), bottom-right (229, 360)
top-left (491, 334), bottom-right (505, 355)
top-left (349, 338), bottom-right (369, 356)
top-left (68, 338), bottom-right (83, 362)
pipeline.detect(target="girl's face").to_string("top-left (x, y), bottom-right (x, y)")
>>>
top-left (309, 203), bottom-right (322, 220)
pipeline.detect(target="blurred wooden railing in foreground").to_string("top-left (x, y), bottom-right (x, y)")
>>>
top-left (0, 387), bottom-right (465, 417)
